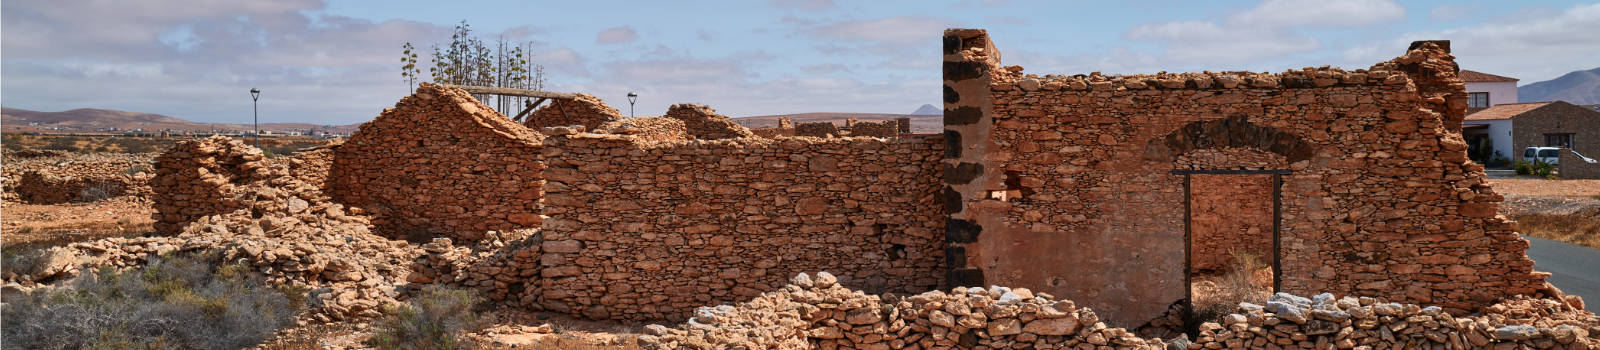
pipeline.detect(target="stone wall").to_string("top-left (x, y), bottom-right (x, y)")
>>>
top-left (795, 122), bottom-right (842, 137)
top-left (1189, 173), bottom-right (1274, 273)
top-left (848, 119), bottom-right (900, 138)
top-left (598, 117), bottom-right (690, 142)
top-left (523, 93), bottom-right (626, 131)
top-left (1560, 150), bottom-right (1600, 179)
top-left (151, 136), bottom-right (275, 234)
top-left (329, 83), bottom-right (546, 241)
top-left (663, 104), bottom-right (755, 140)
top-left (641, 273), bottom-right (1599, 350)
top-left (2, 152), bottom-right (156, 204)
top-left (538, 131), bottom-right (948, 320)
top-left (942, 29), bottom-right (1548, 326)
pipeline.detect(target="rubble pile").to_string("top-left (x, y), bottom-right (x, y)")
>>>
top-left (663, 104), bottom-right (755, 140)
top-left (639, 272), bottom-right (1162, 350)
top-left (1, 152), bottom-right (155, 203)
top-left (8, 136), bottom-right (423, 322)
top-left (408, 231), bottom-right (543, 308)
top-left (640, 272), bottom-right (1600, 350)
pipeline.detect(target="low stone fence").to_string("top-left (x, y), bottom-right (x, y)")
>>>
top-left (640, 272), bottom-right (1599, 350)
top-left (1560, 150), bottom-right (1600, 179)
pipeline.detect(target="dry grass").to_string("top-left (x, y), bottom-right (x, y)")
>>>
top-left (1190, 250), bottom-right (1273, 323)
top-left (1515, 213), bottom-right (1600, 250)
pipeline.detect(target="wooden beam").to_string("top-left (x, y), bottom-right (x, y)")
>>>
top-left (442, 84), bottom-right (580, 100)
top-left (512, 98), bottom-right (546, 122)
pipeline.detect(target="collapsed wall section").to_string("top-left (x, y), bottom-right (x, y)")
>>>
top-left (329, 83), bottom-right (546, 241)
top-left (663, 104), bottom-right (756, 140)
top-left (539, 132), bottom-right (947, 320)
top-left (151, 136), bottom-right (276, 234)
top-left (523, 94), bottom-right (626, 131)
top-left (943, 29), bottom-right (1548, 326)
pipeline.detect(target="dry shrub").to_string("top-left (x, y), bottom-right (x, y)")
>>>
top-left (1190, 249), bottom-right (1273, 323)
top-left (1, 253), bottom-right (302, 350)
top-left (1515, 212), bottom-right (1600, 250)
top-left (368, 286), bottom-right (488, 350)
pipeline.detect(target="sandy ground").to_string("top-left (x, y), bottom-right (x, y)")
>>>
top-left (1488, 179), bottom-right (1600, 197)
top-left (1, 196), bottom-right (154, 246)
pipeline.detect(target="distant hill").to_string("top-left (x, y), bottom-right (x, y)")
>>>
top-left (1520, 67), bottom-right (1600, 105)
top-left (734, 112), bottom-right (942, 134)
top-left (909, 104), bottom-right (941, 115)
top-left (2, 107), bottom-right (360, 134)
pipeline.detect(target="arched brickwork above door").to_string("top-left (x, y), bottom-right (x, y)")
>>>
top-left (1145, 117), bottom-right (1316, 164)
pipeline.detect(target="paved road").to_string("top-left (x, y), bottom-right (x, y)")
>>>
top-left (1525, 236), bottom-right (1600, 311)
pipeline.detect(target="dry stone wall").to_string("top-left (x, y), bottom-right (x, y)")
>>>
top-left (329, 83), bottom-right (546, 241)
top-left (523, 94), bottom-right (626, 131)
top-left (942, 29), bottom-right (1549, 326)
top-left (539, 130), bottom-right (947, 321)
top-left (1560, 150), bottom-right (1600, 179)
top-left (150, 136), bottom-right (278, 234)
top-left (664, 104), bottom-right (756, 140)
top-left (848, 119), bottom-right (901, 138)
top-left (598, 117), bottom-right (690, 142)
top-left (1189, 173), bottom-right (1275, 273)
top-left (795, 122), bottom-right (842, 137)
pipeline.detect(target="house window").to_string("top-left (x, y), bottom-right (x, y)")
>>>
top-left (1545, 133), bottom-right (1574, 148)
top-left (1468, 92), bottom-right (1490, 108)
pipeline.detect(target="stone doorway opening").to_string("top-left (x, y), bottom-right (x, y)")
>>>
top-left (1178, 169), bottom-right (1284, 333)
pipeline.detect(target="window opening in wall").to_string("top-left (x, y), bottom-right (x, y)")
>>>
top-left (1545, 133), bottom-right (1574, 148)
top-left (1468, 92), bottom-right (1490, 108)
top-left (1176, 169), bottom-right (1284, 335)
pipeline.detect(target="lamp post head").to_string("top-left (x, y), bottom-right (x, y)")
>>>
top-left (250, 88), bottom-right (261, 101)
top-left (627, 92), bottom-right (637, 105)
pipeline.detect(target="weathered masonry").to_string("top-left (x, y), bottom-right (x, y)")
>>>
top-left (941, 29), bottom-right (1547, 326)
top-left (309, 30), bottom-right (1558, 328)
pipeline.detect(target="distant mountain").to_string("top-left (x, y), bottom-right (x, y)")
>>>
top-left (909, 104), bottom-right (941, 115)
top-left (1520, 67), bottom-right (1600, 105)
top-left (2, 107), bottom-right (360, 134)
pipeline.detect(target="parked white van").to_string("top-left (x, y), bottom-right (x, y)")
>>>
top-left (1522, 147), bottom-right (1561, 165)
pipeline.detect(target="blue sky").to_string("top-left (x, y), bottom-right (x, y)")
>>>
top-left (3, 0), bottom-right (1598, 125)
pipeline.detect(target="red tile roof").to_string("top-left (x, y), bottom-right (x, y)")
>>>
top-left (1463, 102), bottom-right (1551, 121)
top-left (1460, 70), bottom-right (1519, 82)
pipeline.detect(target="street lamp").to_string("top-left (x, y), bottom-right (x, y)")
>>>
top-left (250, 88), bottom-right (261, 148)
top-left (627, 92), bottom-right (637, 118)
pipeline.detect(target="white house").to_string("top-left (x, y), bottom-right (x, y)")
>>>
top-left (1461, 70), bottom-right (1519, 112)
top-left (1460, 70), bottom-right (1520, 164)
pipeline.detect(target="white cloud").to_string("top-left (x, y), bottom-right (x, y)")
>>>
top-left (1127, 0), bottom-right (1403, 64)
top-left (1230, 0), bottom-right (1405, 28)
top-left (595, 26), bottom-right (639, 45)
top-left (810, 16), bottom-right (951, 44)
top-left (1342, 2), bottom-right (1600, 84)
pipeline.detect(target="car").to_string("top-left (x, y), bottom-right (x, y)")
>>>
top-left (1522, 147), bottom-right (1561, 165)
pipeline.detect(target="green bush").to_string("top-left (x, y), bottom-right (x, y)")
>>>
top-left (368, 286), bottom-right (487, 350)
top-left (2, 253), bottom-right (303, 350)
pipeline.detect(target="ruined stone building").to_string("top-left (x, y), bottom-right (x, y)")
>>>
top-left (297, 29), bottom-right (1553, 329)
